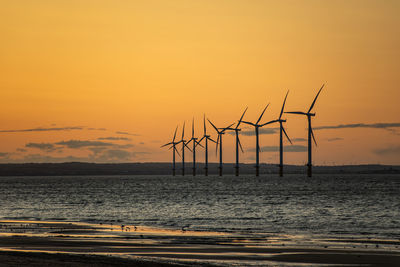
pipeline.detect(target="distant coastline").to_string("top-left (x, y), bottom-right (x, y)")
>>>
top-left (0, 162), bottom-right (399, 176)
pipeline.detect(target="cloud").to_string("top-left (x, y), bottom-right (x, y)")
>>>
top-left (372, 145), bottom-right (400, 156)
top-left (0, 152), bottom-right (9, 158)
top-left (315, 123), bottom-right (400, 130)
top-left (115, 131), bottom-right (140, 136)
top-left (87, 128), bottom-right (107, 131)
top-left (292, 138), bottom-right (307, 142)
top-left (240, 128), bottom-right (279, 136)
top-left (248, 145), bottom-right (307, 152)
top-left (0, 126), bottom-right (84, 133)
top-left (326, 137), bottom-right (343, 142)
top-left (25, 142), bottom-right (56, 151)
top-left (55, 140), bottom-right (114, 149)
top-left (97, 137), bottom-right (132, 141)
top-left (16, 148), bottom-right (27, 152)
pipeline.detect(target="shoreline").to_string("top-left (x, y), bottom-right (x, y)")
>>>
top-left (1, 220), bottom-right (399, 266)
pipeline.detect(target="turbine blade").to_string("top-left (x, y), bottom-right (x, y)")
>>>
top-left (184, 142), bottom-right (192, 152)
top-left (226, 122), bottom-right (235, 129)
top-left (236, 107), bottom-right (248, 129)
top-left (173, 126), bottom-right (178, 142)
top-left (161, 142), bottom-right (172, 148)
top-left (261, 119), bottom-right (278, 127)
top-left (198, 136), bottom-right (205, 144)
top-left (195, 140), bottom-right (204, 148)
top-left (241, 121), bottom-right (255, 127)
top-left (285, 111), bottom-right (307, 115)
top-left (256, 103), bottom-right (270, 124)
top-left (221, 123), bottom-right (235, 133)
top-left (238, 137), bottom-right (244, 153)
top-left (282, 126), bottom-right (292, 144)
top-left (308, 84), bottom-right (325, 113)
top-left (182, 122), bottom-right (185, 139)
top-left (186, 139), bottom-right (192, 146)
top-left (311, 128), bottom-right (318, 146)
top-left (208, 137), bottom-right (217, 144)
top-left (279, 90), bottom-right (289, 119)
top-left (203, 114), bottom-right (206, 135)
top-left (207, 119), bottom-right (219, 132)
top-left (174, 146), bottom-right (181, 158)
top-left (215, 135), bottom-right (220, 155)
top-left (192, 118), bottom-right (194, 138)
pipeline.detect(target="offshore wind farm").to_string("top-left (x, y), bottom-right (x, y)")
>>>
top-left (162, 86), bottom-right (325, 177)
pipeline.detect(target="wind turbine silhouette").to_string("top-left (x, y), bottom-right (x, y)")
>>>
top-left (207, 119), bottom-right (234, 176)
top-left (161, 126), bottom-right (181, 176)
top-left (241, 103), bottom-right (270, 176)
top-left (285, 84), bottom-right (324, 177)
top-left (176, 122), bottom-right (192, 176)
top-left (261, 91), bottom-right (292, 177)
top-left (186, 118), bottom-right (204, 176)
top-left (197, 115), bottom-right (217, 176)
top-left (232, 107), bottom-right (248, 176)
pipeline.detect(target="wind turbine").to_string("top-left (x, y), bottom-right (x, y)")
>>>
top-left (176, 122), bottom-right (192, 176)
top-left (232, 107), bottom-right (248, 176)
top-left (261, 91), bottom-right (292, 177)
top-left (186, 118), bottom-right (204, 176)
top-left (207, 119), bottom-right (234, 176)
top-left (161, 126), bottom-right (181, 176)
top-left (241, 103), bottom-right (270, 176)
top-left (285, 84), bottom-right (324, 177)
top-left (197, 115), bottom-right (217, 176)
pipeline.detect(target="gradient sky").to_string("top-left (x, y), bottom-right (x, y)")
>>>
top-left (1, 0), bottom-right (399, 165)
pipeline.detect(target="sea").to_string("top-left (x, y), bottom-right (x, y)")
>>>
top-left (1, 174), bottom-right (399, 241)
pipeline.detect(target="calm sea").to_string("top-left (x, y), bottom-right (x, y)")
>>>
top-left (1, 174), bottom-right (399, 240)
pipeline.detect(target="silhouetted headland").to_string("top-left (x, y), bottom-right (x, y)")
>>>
top-left (0, 162), bottom-right (398, 176)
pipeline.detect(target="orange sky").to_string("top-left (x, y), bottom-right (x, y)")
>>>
top-left (0, 0), bottom-right (399, 165)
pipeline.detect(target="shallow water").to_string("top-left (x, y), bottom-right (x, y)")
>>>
top-left (0, 174), bottom-right (399, 240)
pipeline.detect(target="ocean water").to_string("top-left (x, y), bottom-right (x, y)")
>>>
top-left (0, 174), bottom-right (399, 240)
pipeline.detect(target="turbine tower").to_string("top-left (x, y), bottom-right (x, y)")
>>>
top-left (207, 119), bottom-right (234, 176)
top-left (186, 118), bottom-right (204, 176)
top-left (241, 103), bottom-right (270, 176)
top-left (176, 122), bottom-right (192, 176)
top-left (197, 115), bottom-right (216, 176)
top-left (232, 108), bottom-right (248, 176)
top-left (261, 91), bottom-right (292, 177)
top-left (285, 84), bottom-right (324, 177)
top-left (161, 126), bottom-right (181, 176)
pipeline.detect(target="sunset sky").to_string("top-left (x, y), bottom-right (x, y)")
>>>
top-left (1, 0), bottom-right (399, 165)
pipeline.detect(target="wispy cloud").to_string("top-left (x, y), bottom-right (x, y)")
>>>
top-left (87, 128), bottom-right (107, 131)
top-left (97, 137), bottom-right (132, 141)
top-left (25, 142), bottom-right (57, 151)
top-left (116, 131), bottom-right (140, 136)
top-left (0, 152), bottom-right (9, 157)
top-left (372, 145), bottom-right (400, 156)
top-left (292, 138), bottom-right (306, 142)
top-left (240, 128), bottom-right (279, 136)
top-left (326, 137), bottom-right (344, 142)
top-left (315, 123), bottom-right (400, 130)
top-left (0, 126), bottom-right (84, 133)
top-left (55, 140), bottom-right (114, 149)
top-left (16, 148), bottom-right (27, 152)
top-left (248, 145), bottom-right (307, 152)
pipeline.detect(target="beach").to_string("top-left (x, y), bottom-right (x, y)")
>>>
top-left (0, 220), bottom-right (399, 266)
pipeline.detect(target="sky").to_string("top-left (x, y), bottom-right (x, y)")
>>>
top-left (0, 0), bottom-right (399, 165)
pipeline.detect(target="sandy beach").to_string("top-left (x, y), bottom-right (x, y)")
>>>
top-left (0, 220), bottom-right (399, 266)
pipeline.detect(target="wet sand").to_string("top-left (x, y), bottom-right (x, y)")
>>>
top-left (0, 220), bottom-right (399, 266)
